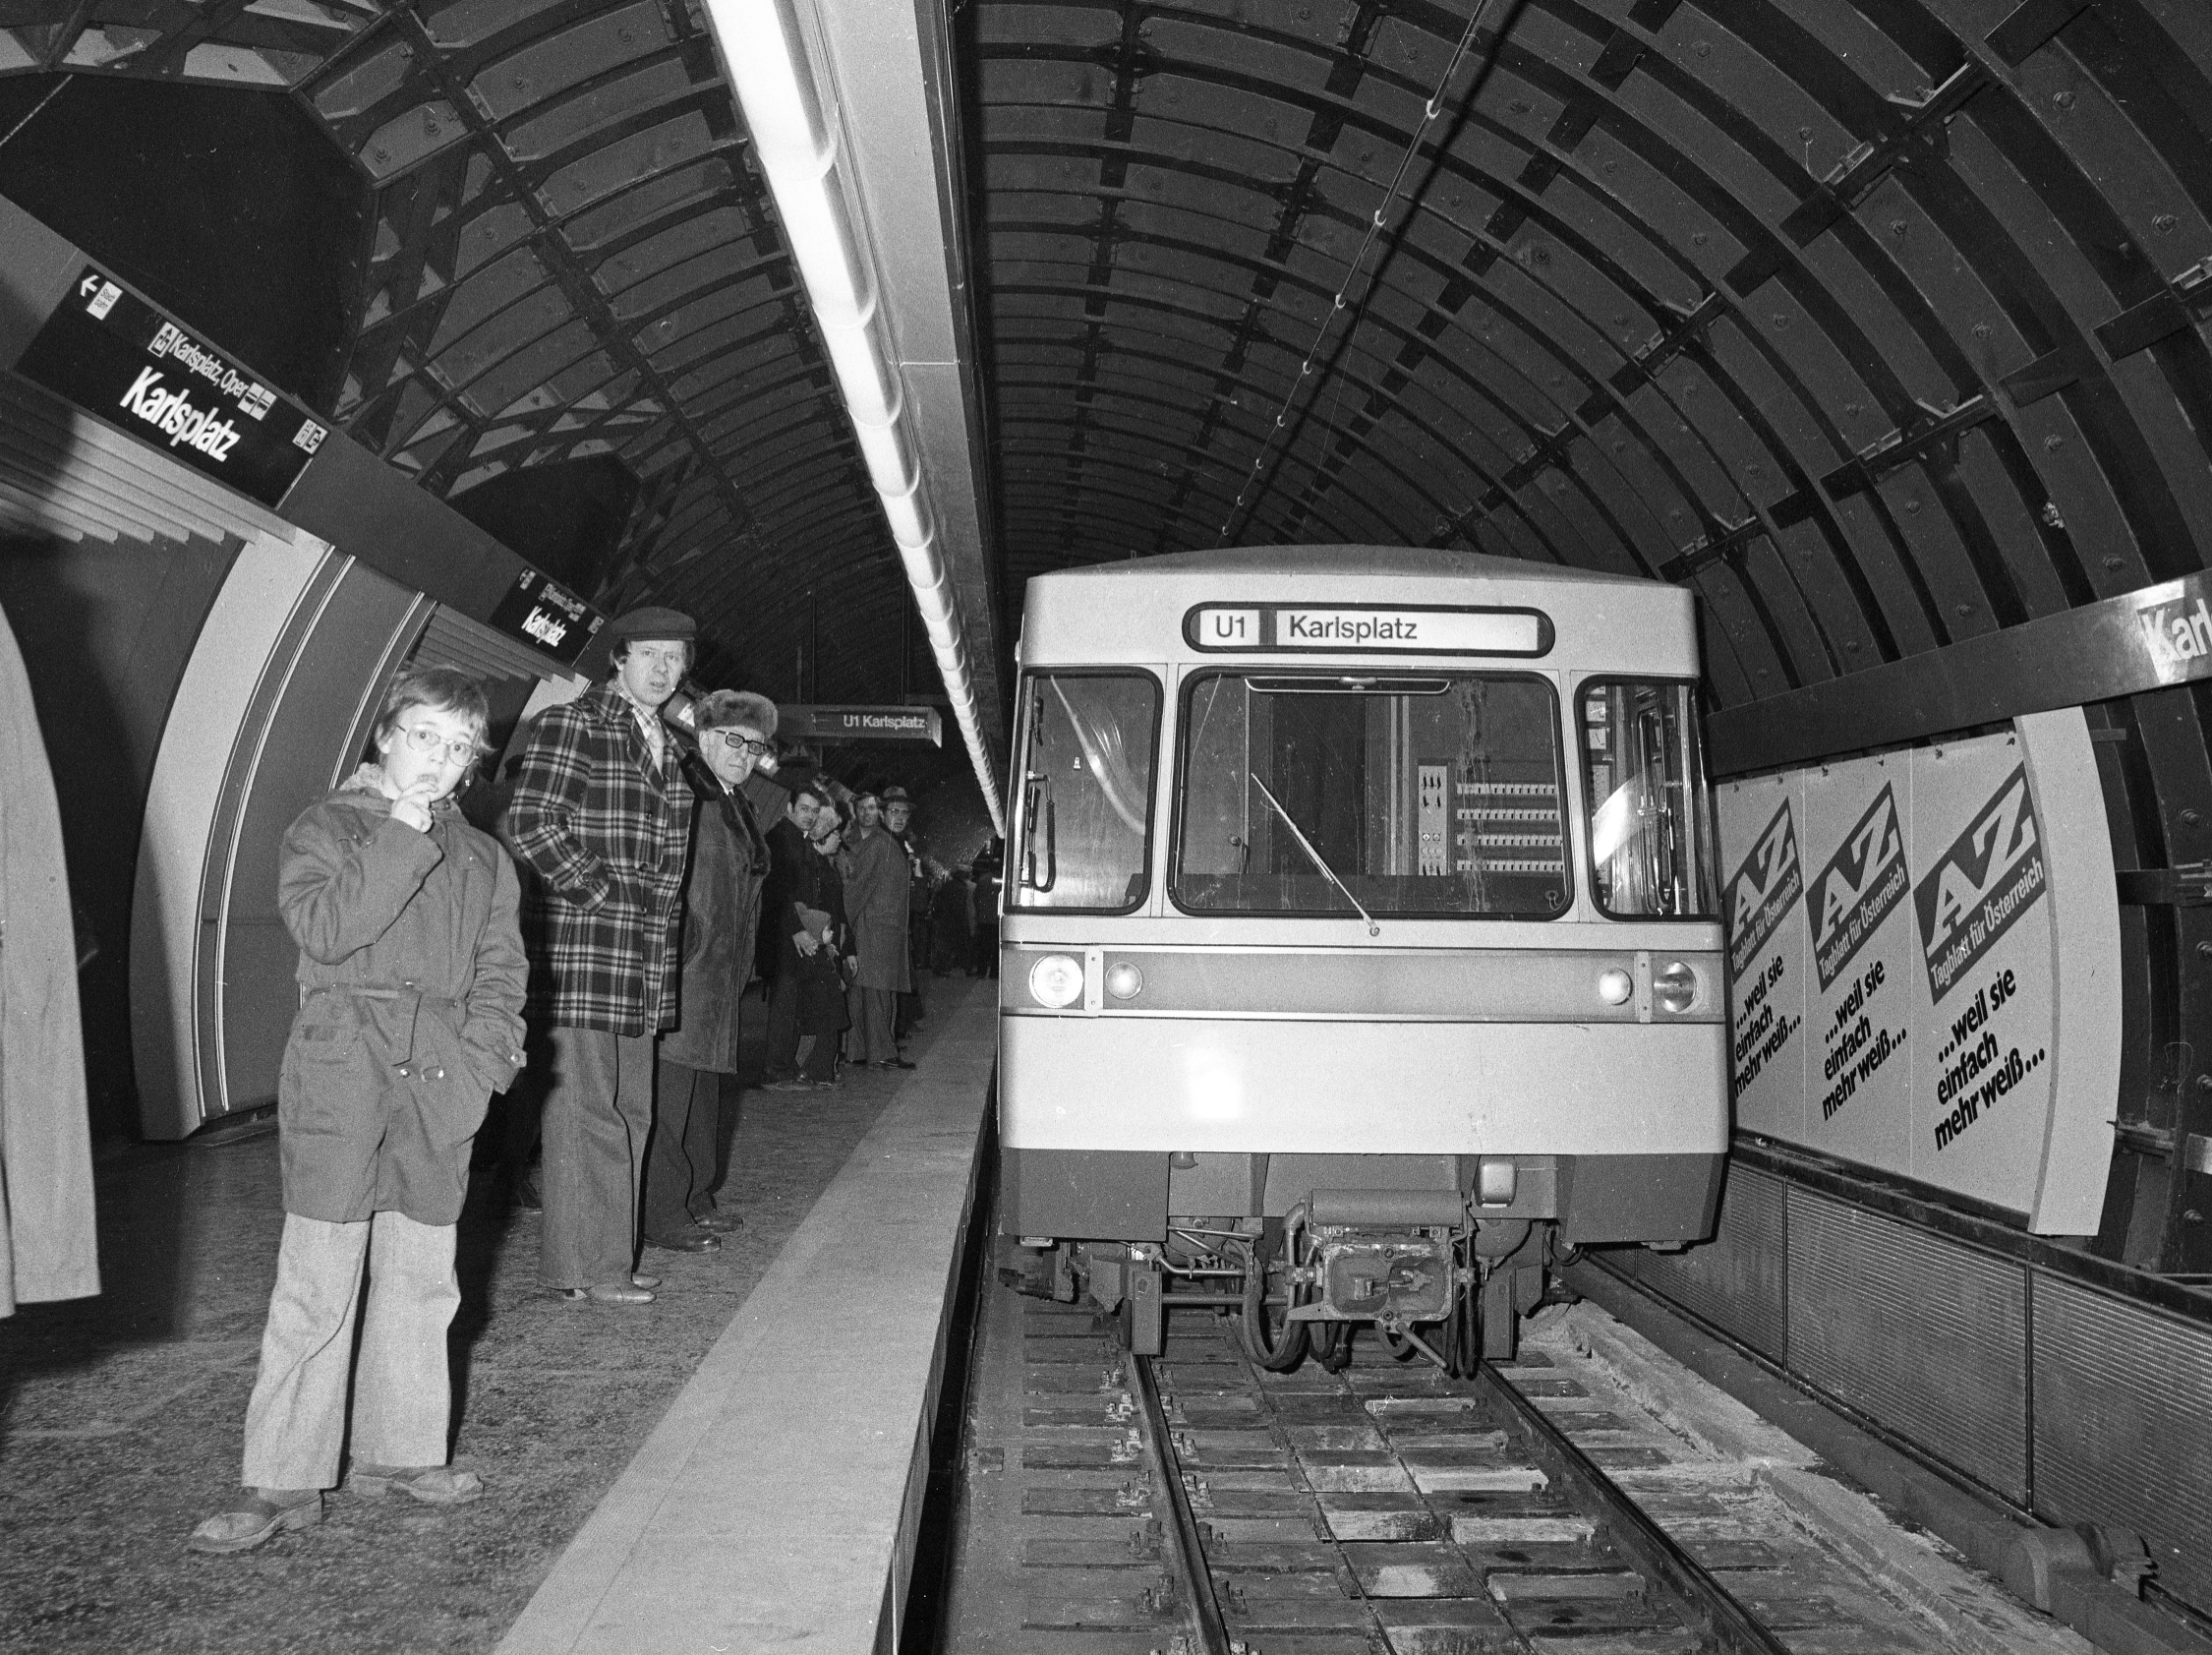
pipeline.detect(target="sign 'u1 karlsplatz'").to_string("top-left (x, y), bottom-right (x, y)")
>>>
top-left (15, 266), bottom-right (328, 510)
top-left (778, 705), bottom-right (944, 745)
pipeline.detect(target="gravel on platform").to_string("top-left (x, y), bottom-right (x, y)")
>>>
top-left (0, 976), bottom-right (985, 1655)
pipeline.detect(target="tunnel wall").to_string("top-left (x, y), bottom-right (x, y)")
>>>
top-left (1608, 1156), bottom-right (2212, 1620)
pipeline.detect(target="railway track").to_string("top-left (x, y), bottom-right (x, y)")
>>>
top-left (938, 1275), bottom-right (2090, 1655)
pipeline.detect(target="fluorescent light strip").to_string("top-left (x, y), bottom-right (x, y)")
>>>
top-left (705, 0), bottom-right (1005, 832)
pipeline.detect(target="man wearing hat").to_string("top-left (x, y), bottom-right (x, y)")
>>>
top-left (500, 608), bottom-right (697, 1304)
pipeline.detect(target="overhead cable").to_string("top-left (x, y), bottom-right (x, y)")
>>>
top-left (1217, 0), bottom-right (1506, 545)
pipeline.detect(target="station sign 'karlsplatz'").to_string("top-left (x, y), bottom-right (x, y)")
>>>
top-left (486, 568), bottom-right (602, 669)
top-left (16, 266), bottom-right (328, 509)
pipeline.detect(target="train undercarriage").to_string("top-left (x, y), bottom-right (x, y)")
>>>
top-left (1005, 1199), bottom-right (1558, 1376)
top-left (999, 1146), bottom-right (1724, 1372)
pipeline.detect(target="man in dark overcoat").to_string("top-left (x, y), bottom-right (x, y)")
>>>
top-left (758, 782), bottom-right (826, 1085)
top-left (500, 608), bottom-right (696, 1304)
top-left (644, 690), bottom-right (773, 1249)
top-left (884, 786), bottom-right (928, 1038)
top-left (843, 790), bottom-right (913, 1068)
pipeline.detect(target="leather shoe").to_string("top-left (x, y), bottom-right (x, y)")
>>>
top-left (874, 1057), bottom-right (916, 1071)
top-left (692, 1211), bottom-right (742, 1234)
top-left (644, 1230), bottom-right (721, 1253)
top-left (630, 1272), bottom-right (662, 1289)
top-left (188, 1489), bottom-right (321, 1555)
top-left (348, 1463), bottom-right (482, 1505)
top-left (561, 1281), bottom-right (654, 1304)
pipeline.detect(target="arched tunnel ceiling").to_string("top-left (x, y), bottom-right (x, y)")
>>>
top-left (970, 0), bottom-right (2212, 717)
top-left (4, 0), bottom-right (2212, 729)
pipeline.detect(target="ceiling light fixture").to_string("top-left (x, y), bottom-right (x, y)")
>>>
top-left (704, 0), bottom-right (1005, 832)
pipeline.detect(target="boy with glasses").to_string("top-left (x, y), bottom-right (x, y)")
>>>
top-left (192, 667), bottom-right (526, 1552)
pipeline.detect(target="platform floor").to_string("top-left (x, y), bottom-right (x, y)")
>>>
top-left (0, 974), bottom-right (996, 1655)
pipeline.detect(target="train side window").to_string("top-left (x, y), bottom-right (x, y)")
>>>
top-left (1011, 672), bottom-right (1161, 913)
top-left (1578, 679), bottom-right (1717, 918)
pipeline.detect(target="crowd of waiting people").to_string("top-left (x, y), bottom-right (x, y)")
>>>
top-left (190, 605), bottom-right (999, 1555)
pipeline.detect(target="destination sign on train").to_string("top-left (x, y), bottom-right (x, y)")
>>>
top-left (1185, 604), bottom-right (1549, 656)
top-left (15, 265), bottom-right (329, 509)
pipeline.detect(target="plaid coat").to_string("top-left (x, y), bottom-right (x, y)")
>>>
top-left (500, 682), bottom-right (694, 1034)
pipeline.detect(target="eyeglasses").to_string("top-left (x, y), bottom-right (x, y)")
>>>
top-left (708, 730), bottom-right (774, 757)
top-left (397, 724), bottom-right (481, 764)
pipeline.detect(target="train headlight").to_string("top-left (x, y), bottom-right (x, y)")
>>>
top-left (1597, 968), bottom-right (1634, 1006)
top-left (1028, 954), bottom-right (1085, 1009)
top-left (1104, 961), bottom-right (1144, 1000)
top-left (1654, 959), bottom-right (1700, 1014)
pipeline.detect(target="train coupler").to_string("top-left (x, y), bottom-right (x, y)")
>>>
top-left (1288, 1229), bottom-right (1454, 1325)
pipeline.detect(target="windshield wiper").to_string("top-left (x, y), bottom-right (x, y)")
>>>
top-left (1250, 775), bottom-right (1379, 936)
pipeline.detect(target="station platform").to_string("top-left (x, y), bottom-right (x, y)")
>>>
top-left (0, 974), bottom-right (998, 1655)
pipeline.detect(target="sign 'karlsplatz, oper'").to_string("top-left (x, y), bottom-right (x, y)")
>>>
top-left (15, 266), bottom-right (330, 509)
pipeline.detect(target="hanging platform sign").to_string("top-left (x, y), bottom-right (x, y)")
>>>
top-left (780, 704), bottom-right (943, 745)
top-left (485, 567), bottom-right (602, 669)
top-left (13, 265), bottom-right (329, 509)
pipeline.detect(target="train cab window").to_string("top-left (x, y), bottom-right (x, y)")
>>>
top-left (1579, 680), bottom-right (1717, 918)
top-left (1172, 673), bottom-right (1569, 918)
top-left (1011, 672), bottom-right (1161, 912)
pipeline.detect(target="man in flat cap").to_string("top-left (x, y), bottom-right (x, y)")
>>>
top-left (500, 607), bottom-right (697, 1303)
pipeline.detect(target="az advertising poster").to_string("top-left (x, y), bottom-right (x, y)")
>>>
top-left (1799, 760), bottom-right (1914, 1170)
top-left (1718, 776), bottom-right (1807, 1142)
top-left (1719, 733), bottom-right (2060, 1219)
top-left (1907, 742), bottom-right (2054, 1208)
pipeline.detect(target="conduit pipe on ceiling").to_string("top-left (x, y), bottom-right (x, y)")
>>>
top-left (702, 0), bottom-right (1005, 833)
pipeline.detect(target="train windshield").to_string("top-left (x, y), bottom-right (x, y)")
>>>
top-left (1011, 672), bottom-right (1161, 912)
top-left (1173, 672), bottom-right (1568, 919)
top-left (1579, 680), bottom-right (1717, 917)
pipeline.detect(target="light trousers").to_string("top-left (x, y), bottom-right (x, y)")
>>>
top-left (241, 1210), bottom-right (458, 1491)
top-left (540, 1027), bottom-right (656, 1290)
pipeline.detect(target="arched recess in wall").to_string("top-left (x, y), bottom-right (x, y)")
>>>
top-left (132, 539), bottom-right (417, 1137)
top-left (130, 539), bottom-right (585, 1140)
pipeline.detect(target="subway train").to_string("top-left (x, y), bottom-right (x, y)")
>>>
top-left (998, 545), bottom-right (1725, 1371)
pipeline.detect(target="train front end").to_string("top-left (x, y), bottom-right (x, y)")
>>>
top-left (997, 547), bottom-right (1725, 1366)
